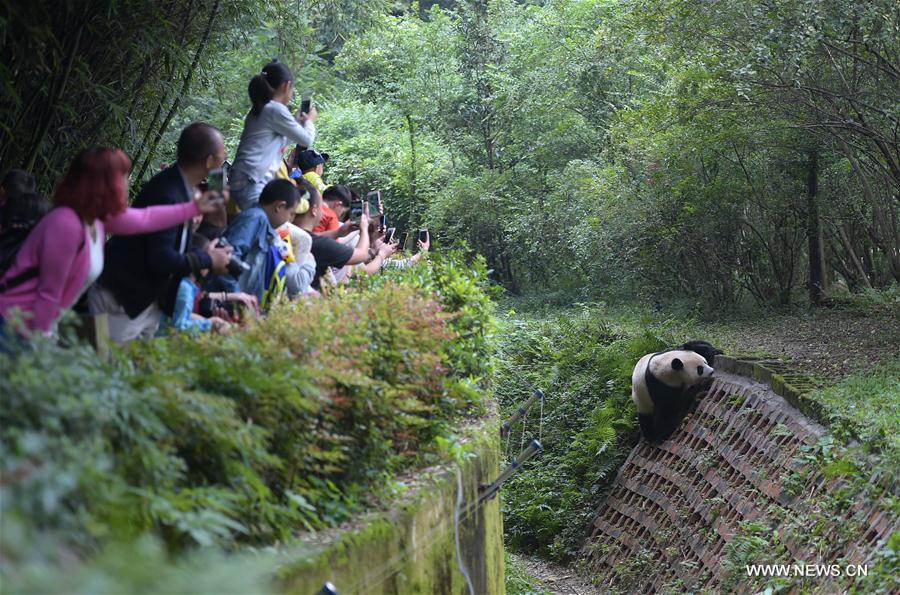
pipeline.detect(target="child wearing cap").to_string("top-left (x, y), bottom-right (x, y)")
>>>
top-left (296, 148), bottom-right (328, 194)
top-left (294, 148), bottom-right (342, 234)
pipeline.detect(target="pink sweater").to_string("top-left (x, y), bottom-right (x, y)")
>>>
top-left (0, 202), bottom-right (200, 332)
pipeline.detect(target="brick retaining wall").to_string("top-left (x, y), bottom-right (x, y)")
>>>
top-left (581, 361), bottom-right (896, 593)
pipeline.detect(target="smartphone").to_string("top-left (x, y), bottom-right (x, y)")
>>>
top-left (379, 214), bottom-right (388, 231)
top-left (300, 97), bottom-right (312, 114)
top-left (385, 227), bottom-right (396, 244)
top-left (365, 190), bottom-right (381, 217)
top-left (418, 229), bottom-right (429, 244)
top-left (207, 167), bottom-right (226, 193)
top-left (349, 199), bottom-right (364, 224)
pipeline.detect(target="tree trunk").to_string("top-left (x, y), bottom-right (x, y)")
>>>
top-left (806, 150), bottom-right (827, 304)
top-left (405, 113), bottom-right (418, 216)
top-left (835, 223), bottom-right (873, 289)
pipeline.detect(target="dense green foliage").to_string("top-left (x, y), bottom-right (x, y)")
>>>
top-left (5, 0), bottom-right (895, 305)
top-left (323, 0), bottom-right (899, 307)
top-left (0, 0), bottom-right (390, 187)
top-left (0, 254), bottom-right (494, 585)
top-left (3, 0), bottom-right (898, 589)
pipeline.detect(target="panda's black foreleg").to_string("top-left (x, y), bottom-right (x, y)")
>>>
top-left (638, 413), bottom-right (657, 442)
top-left (652, 402), bottom-right (682, 443)
top-left (682, 388), bottom-right (699, 414)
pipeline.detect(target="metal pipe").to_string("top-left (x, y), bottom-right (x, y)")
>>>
top-left (500, 389), bottom-right (544, 438)
top-left (479, 439), bottom-right (543, 503)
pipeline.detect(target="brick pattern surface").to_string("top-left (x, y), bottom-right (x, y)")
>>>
top-left (581, 370), bottom-right (896, 593)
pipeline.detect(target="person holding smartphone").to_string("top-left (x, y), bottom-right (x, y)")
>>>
top-left (229, 60), bottom-right (317, 211)
top-left (291, 182), bottom-right (371, 289)
top-left (382, 229), bottom-right (430, 270)
top-left (1, 142), bottom-right (226, 337)
top-left (90, 124), bottom-right (233, 343)
top-left (357, 224), bottom-right (398, 275)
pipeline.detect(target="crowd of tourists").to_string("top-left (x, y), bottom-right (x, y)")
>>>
top-left (0, 60), bottom-right (430, 343)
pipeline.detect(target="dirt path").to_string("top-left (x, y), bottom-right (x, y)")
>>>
top-left (509, 553), bottom-right (604, 595)
top-left (699, 305), bottom-right (899, 379)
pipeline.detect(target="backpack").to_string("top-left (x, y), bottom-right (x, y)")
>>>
top-left (0, 205), bottom-right (85, 293)
top-left (0, 225), bottom-right (86, 293)
top-left (260, 243), bottom-right (286, 311)
top-left (0, 227), bottom-right (32, 281)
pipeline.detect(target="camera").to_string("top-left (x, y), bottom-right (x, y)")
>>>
top-left (199, 296), bottom-right (235, 319)
top-left (216, 236), bottom-right (251, 277)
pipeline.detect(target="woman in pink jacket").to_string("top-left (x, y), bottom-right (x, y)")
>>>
top-left (0, 147), bottom-right (222, 334)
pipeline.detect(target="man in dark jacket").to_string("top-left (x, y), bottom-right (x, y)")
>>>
top-left (89, 123), bottom-right (231, 342)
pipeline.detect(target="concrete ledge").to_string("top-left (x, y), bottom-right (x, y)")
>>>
top-left (714, 354), bottom-right (864, 443)
top-left (275, 424), bottom-right (505, 595)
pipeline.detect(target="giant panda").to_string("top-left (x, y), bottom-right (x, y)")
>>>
top-left (631, 340), bottom-right (722, 443)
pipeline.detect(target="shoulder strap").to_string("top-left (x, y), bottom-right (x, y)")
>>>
top-left (261, 245), bottom-right (287, 311)
top-left (0, 222), bottom-right (88, 293)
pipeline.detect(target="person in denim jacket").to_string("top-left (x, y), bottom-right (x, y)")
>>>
top-left (213, 179), bottom-right (299, 302)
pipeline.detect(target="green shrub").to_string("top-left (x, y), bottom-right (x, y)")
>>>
top-left (365, 247), bottom-right (499, 383)
top-left (0, 531), bottom-right (276, 595)
top-left (0, 256), bottom-right (496, 583)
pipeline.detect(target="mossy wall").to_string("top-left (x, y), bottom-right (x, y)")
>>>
top-left (277, 427), bottom-right (505, 595)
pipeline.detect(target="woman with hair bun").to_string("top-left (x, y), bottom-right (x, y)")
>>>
top-left (230, 60), bottom-right (317, 211)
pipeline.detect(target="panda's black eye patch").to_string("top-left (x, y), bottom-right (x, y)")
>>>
top-left (697, 366), bottom-right (704, 375)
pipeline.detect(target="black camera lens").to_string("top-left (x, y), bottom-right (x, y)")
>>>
top-left (227, 256), bottom-right (250, 277)
top-left (216, 237), bottom-right (250, 276)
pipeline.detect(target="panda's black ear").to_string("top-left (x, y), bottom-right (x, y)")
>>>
top-left (671, 358), bottom-right (684, 370)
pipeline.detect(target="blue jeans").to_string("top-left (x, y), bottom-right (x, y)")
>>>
top-left (229, 172), bottom-right (267, 212)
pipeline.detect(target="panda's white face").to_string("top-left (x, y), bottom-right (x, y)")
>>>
top-left (649, 350), bottom-right (714, 388)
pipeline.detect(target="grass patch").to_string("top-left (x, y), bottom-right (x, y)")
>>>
top-left (808, 359), bottom-right (900, 452)
top-left (505, 553), bottom-right (551, 595)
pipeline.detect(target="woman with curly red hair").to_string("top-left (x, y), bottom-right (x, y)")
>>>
top-left (0, 147), bottom-right (221, 333)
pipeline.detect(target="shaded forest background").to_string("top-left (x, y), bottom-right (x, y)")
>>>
top-left (2, 0), bottom-right (897, 308)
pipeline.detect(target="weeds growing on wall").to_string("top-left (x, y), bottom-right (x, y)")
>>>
top-left (721, 434), bottom-right (899, 593)
top-left (495, 306), bottom-right (684, 561)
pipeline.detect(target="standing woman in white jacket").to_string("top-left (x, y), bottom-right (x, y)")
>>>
top-left (230, 60), bottom-right (317, 211)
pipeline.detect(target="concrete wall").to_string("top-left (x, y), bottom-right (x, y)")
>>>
top-left (277, 427), bottom-right (505, 595)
